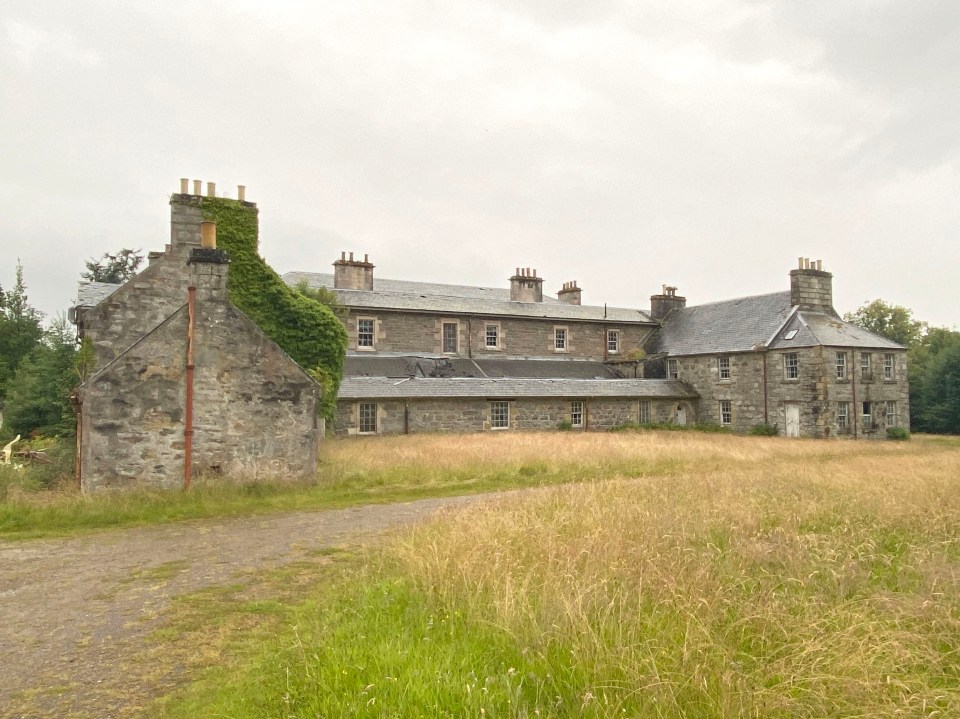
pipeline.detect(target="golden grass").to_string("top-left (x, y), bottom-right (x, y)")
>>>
top-left (377, 433), bottom-right (960, 716)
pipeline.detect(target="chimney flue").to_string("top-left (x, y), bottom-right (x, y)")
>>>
top-left (180, 178), bottom-right (189, 194)
top-left (237, 185), bottom-right (246, 202)
top-left (207, 181), bottom-right (216, 197)
top-left (200, 221), bottom-right (217, 249)
top-left (193, 180), bottom-right (202, 195)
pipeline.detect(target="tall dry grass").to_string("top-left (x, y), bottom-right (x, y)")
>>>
top-left (378, 433), bottom-right (960, 716)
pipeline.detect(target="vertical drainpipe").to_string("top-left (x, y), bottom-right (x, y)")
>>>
top-left (467, 317), bottom-right (473, 359)
top-left (184, 286), bottom-right (196, 489)
top-left (851, 354), bottom-right (858, 440)
top-left (404, 401), bottom-right (410, 434)
top-left (584, 399), bottom-right (590, 431)
top-left (762, 351), bottom-right (769, 425)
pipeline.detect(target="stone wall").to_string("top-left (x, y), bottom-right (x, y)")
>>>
top-left (342, 309), bottom-right (653, 360)
top-left (669, 353), bottom-right (766, 431)
top-left (334, 396), bottom-right (681, 435)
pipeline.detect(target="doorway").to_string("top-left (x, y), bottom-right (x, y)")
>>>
top-left (785, 402), bottom-right (800, 437)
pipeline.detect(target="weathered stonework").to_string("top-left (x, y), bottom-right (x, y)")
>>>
top-left (335, 396), bottom-right (681, 435)
top-left (668, 346), bottom-right (909, 438)
top-left (342, 309), bottom-right (653, 360)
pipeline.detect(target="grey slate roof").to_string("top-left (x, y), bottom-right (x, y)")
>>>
top-left (338, 376), bottom-right (697, 400)
top-left (770, 312), bottom-right (905, 350)
top-left (648, 291), bottom-right (794, 356)
top-left (283, 271), bottom-right (555, 303)
top-left (649, 290), bottom-right (905, 356)
top-left (343, 354), bottom-right (621, 379)
top-left (283, 271), bottom-right (654, 324)
top-left (76, 281), bottom-right (121, 308)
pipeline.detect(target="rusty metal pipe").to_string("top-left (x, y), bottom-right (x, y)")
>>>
top-left (184, 287), bottom-right (196, 489)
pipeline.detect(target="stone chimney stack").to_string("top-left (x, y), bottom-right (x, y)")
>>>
top-left (790, 257), bottom-right (836, 316)
top-left (188, 221), bottom-right (231, 298)
top-left (650, 285), bottom-right (686, 320)
top-left (509, 267), bottom-right (544, 302)
top-left (557, 281), bottom-right (582, 305)
top-left (170, 179), bottom-right (257, 254)
top-left (333, 252), bottom-right (374, 290)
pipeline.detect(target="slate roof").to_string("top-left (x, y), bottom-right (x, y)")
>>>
top-left (283, 271), bottom-right (553, 303)
top-left (282, 271), bottom-right (654, 324)
top-left (648, 291), bottom-right (794, 356)
top-left (338, 376), bottom-right (697, 400)
top-left (76, 281), bottom-right (121, 308)
top-left (769, 311), bottom-right (905, 350)
top-left (343, 354), bottom-right (621, 379)
top-left (649, 290), bottom-right (905, 356)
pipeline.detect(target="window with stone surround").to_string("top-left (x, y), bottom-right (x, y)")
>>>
top-left (357, 317), bottom-right (376, 350)
top-left (837, 401), bottom-right (849, 429)
top-left (783, 353), bottom-right (799, 380)
top-left (884, 354), bottom-right (895, 380)
top-left (554, 327), bottom-right (568, 351)
top-left (860, 352), bottom-right (871, 379)
top-left (667, 359), bottom-right (679, 379)
top-left (485, 323), bottom-right (500, 349)
top-left (358, 402), bottom-right (377, 433)
top-left (719, 400), bottom-right (732, 426)
top-left (639, 400), bottom-right (651, 423)
top-left (607, 330), bottom-right (620, 354)
top-left (836, 352), bottom-right (847, 380)
top-left (491, 401), bottom-right (510, 429)
top-left (570, 400), bottom-right (584, 428)
top-left (886, 400), bottom-right (896, 426)
top-left (718, 356), bottom-right (730, 380)
top-left (862, 401), bottom-right (873, 429)
top-left (442, 321), bottom-right (459, 354)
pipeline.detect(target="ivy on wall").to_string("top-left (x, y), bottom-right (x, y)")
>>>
top-left (200, 198), bottom-right (347, 420)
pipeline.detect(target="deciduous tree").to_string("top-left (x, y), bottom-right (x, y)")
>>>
top-left (81, 248), bottom-right (144, 284)
top-left (843, 299), bottom-right (926, 348)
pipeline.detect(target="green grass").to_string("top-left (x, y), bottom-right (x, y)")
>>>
top-left (147, 433), bottom-right (960, 718)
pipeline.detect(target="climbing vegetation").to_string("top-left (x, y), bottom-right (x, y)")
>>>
top-left (200, 198), bottom-right (346, 420)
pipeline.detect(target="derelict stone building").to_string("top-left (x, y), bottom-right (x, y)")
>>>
top-left (73, 184), bottom-right (322, 491)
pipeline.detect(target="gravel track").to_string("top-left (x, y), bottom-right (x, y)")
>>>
top-left (0, 495), bottom-right (482, 718)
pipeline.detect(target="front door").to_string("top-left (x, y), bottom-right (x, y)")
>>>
top-left (785, 403), bottom-right (800, 437)
top-left (675, 404), bottom-right (687, 426)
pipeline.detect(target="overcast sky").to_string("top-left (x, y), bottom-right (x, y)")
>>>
top-left (3, 1), bottom-right (958, 329)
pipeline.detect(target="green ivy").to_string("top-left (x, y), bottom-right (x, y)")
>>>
top-left (199, 198), bottom-right (346, 421)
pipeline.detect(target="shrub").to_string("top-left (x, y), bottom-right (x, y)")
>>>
top-left (887, 426), bottom-right (911, 441)
top-left (749, 423), bottom-right (779, 436)
top-left (555, 420), bottom-right (573, 431)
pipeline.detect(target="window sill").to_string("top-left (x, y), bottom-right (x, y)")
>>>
top-left (356, 346), bottom-right (376, 352)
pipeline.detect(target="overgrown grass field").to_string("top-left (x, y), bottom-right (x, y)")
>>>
top-left (143, 432), bottom-right (960, 718)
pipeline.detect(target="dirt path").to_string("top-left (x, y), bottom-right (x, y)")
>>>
top-left (0, 494), bottom-right (484, 718)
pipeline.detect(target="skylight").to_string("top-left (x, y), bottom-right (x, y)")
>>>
top-left (784, 329), bottom-right (799, 340)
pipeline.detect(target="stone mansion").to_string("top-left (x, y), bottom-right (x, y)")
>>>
top-left (286, 251), bottom-right (907, 439)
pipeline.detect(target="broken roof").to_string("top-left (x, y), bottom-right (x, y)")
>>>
top-left (343, 354), bottom-right (622, 379)
top-left (338, 376), bottom-right (697, 400)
